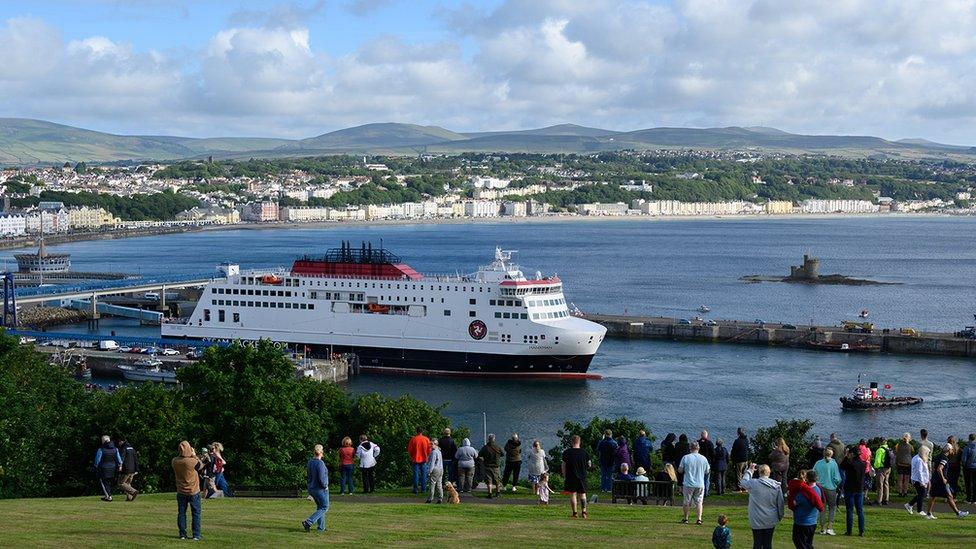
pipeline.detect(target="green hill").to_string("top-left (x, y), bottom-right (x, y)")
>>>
top-left (289, 123), bottom-right (467, 150)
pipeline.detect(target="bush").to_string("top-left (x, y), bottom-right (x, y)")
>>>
top-left (750, 419), bottom-right (815, 481)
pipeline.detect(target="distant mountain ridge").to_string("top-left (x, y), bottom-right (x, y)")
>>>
top-left (0, 117), bottom-right (972, 164)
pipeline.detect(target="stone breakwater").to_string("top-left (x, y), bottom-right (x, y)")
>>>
top-left (15, 307), bottom-right (88, 329)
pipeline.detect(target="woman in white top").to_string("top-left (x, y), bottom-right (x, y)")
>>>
top-left (355, 435), bottom-right (381, 494)
top-left (907, 445), bottom-right (931, 515)
top-left (525, 440), bottom-right (548, 495)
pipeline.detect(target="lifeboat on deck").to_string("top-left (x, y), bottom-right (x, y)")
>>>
top-left (261, 274), bottom-right (284, 285)
top-left (367, 303), bottom-right (391, 314)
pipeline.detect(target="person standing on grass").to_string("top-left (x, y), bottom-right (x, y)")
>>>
top-left (907, 445), bottom-right (930, 516)
top-left (634, 430), bottom-right (653, 474)
top-left (788, 469), bottom-right (824, 549)
top-left (211, 442), bottom-right (232, 497)
top-left (455, 438), bottom-right (478, 494)
top-left (94, 435), bottom-right (122, 502)
top-left (697, 431), bottom-right (715, 497)
top-left (562, 434), bottom-right (591, 519)
top-left (596, 430), bottom-right (618, 492)
top-left (172, 441), bottom-right (203, 541)
top-left (355, 435), bottom-right (380, 494)
top-left (438, 428), bottom-right (458, 486)
top-left (872, 439), bottom-right (892, 506)
top-left (675, 434), bottom-right (690, 486)
top-left (661, 433), bottom-right (678, 469)
top-left (730, 428), bottom-right (749, 491)
top-left (770, 438), bottom-right (790, 493)
top-left (741, 463), bottom-right (785, 549)
top-left (841, 446), bottom-right (866, 536)
top-left (502, 433), bottom-right (522, 492)
top-left (895, 433), bottom-right (914, 497)
top-left (946, 436), bottom-right (962, 495)
top-left (713, 439), bottom-right (729, 496)
top-left (478, 434), bottom-right (504, 498)
top-left (678, 441), bottom-right (710, 525)
top-left (919, 429), bottom-right (934, 467)
top-left (302, 444), bottom-right (329, 533)
top-left (712, 515), bottom-right (731, 549)
top-left (407, 428), bottom-right (432, 494)
top-left (813, 447), bottom-right (842, 536)
top-left (338, 436), bottom-right (355, 495)
top-left (925, 444), bottom-right (970, 519)
top-left (117, 437), bottom-right (139, 501)
top-left (526, 440), bottom-right (548, 495)
top-left (426, 439), bottom-right (444, 504)
top-left (962, 433), bottom-right (976, 504)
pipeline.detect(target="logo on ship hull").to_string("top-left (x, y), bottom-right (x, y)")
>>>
top-left (468, 320), bottom-right (487, 340)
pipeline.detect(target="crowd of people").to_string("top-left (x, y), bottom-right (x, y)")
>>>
top-left (91, 426), bottom-right (976, 542)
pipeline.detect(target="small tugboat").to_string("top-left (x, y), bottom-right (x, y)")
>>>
top-left (807, 341), bottom-right (881, 353)
top-left (840, 380), bottom-right (922, 410)
top-left (859, 309), bottom-right (870, 318)
top-left (698, 305), bottom-right (711, 313)
top-left (119, 361), bottom-right (177, 384)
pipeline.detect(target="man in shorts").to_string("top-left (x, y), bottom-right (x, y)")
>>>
top-left (678, 441), bottom-right (711, 525)
top-left (478, 434), bottom-right (504, 498)
top-left (562, 434), bottom-right (592, 519)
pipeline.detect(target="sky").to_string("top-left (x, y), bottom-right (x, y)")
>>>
top-left (1, 0), bottom-right (976, 143)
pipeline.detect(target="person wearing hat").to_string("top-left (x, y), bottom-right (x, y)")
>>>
top-left (634, 466), bottom-right (650, 503)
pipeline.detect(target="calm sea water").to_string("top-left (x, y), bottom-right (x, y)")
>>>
top-left (9, 216), bottom-right (975, 444)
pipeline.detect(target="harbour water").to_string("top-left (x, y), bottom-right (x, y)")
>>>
top-left (10, 216), bottom-right (975, 443)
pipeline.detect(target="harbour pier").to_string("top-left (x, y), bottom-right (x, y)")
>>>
top-left (586, 314), bottom-right (976, 359)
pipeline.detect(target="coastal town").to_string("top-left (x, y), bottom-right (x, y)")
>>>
top-left (1, 150), bottom-right (974, 239)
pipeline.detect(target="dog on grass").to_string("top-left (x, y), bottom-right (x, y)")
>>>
top-left (445, 482), bottom-right (460, 504)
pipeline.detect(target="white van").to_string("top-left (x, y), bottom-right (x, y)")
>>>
top-left (143, 292), bottom-right (160, 300)
top-left (98, 340), bottom-right (120, 351)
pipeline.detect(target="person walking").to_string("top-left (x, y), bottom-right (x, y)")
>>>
top-left (525, 440), bottom-right (548, 495)
top-left (355, 435), bottom-right (380, 494)
top-left (872, 439), bottom-right (892, 506)
top-left (925, 443), bottom-right (970, 519)
top-left (302, 444), bottom-right (330, 533)
top-left (789, 469), bottom-right (824, 549)
top-left (678, 441), bottom-right (710, 525)
top-left (698, 431), bottom-right (715, 497)
top-left (172, 441), bottom-right (203, 541)
top-left (199, 447), bottom-right (216, 498)
top-left (407, 428), bottom-right (431, 494)
top-left (741, 463), bottom-right (785, 549)
top-left (895, 433), bottom-right (914, 497)
top-left (94, 435), bottom-right (122, 502)
top-left (479, 434), bottom-right (504, 498)
top-left (211, 442), bottom-right (232, 497)
top-left (713, 439), bottom-right (729, 496)
top-left (455, 438), bottom-right (478, 494)
top-left (633, 430), bottom-right (653, 474)
top-left (770, 438), bottom-right (790, 493)
top-left (561, 434), bottom-right (591, 519)
top-left (596, 430), bottom-right (618, 492)
top-left (438, 428), bottom-right (458, 485)
top-left (840, 446), bottom-right (866, 536)
top-left (813, 447), bottom-right (842, 535)
top-left (962, 433), bottom-right (976, 504)
top-left (338, 437), bottom-right (355, 495)
top-left (426, 440), bottom-right (444, 504)
top-left (502, 433), bottom-right (522, 492)
top-left (730, 428), bottom-right (749, 491)
top-left (907, 445), bottom-right (930, 516)
top-left (117, 438), bottom-right (139, 501)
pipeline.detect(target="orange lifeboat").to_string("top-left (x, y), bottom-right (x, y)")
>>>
top-left (367, 303), bottom-right (390, 314)
top-left (261, 274), bottom-right (283, 285)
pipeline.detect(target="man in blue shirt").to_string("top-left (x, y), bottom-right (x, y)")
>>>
top-left (678, 441), bottom-right (711, 525)
top-left (303, 444), bottom-right (330, 533)
top-left (633, 430), bottom-right (653, 474)
top-left (596, 430), bottom-right (618, 492)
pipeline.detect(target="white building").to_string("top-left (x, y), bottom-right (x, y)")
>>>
top-left (579, 202), bottom-right (628, 216)
top-left (468, 177), bottom-right (511, 190)
top-left (463, 200), bottom-right (500, 218)
top-left (501, 201), bottom-right (527, 217)
top-left (0, 213), bottom-right (26, 237)
top-left (799, 199), bottom-right (879, 214)
top-left (279, 206), bottom-right (331, 222)
top-left (25, 208), bottom-right (70, 234)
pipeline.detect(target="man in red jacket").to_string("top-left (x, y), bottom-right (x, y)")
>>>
top-left (407, 428), bottom-right (432, 494)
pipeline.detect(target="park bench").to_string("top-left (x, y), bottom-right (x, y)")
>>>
top-left (611, 480), bottom-right (675, 506)
top-left (233, 485), bottom-right (304, 498)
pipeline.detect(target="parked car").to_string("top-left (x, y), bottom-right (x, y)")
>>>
top-left (678, 318), bottom-right (692, 325)
top-left (160, 348), bottom-right (179, 356)
top-left (704, 320), bottom-right (718, 327)
top-left (781, 323), bottom-right (797, 330)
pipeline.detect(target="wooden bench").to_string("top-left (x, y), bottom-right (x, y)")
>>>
top-left (611, 480), bottom-right (675, 505)
top-left (233, 486), bottom-right (304, 498)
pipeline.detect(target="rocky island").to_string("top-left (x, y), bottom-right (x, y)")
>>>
top-left (741, 255), bottom-right (898, 286)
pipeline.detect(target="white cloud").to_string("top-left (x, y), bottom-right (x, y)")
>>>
top-left (3, 1), bottom-right (976, 142)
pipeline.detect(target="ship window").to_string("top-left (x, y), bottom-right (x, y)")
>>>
top-left (532, 313), bottom-right (539, 319)
top-left (490, 300), bottom-right (496, 306)
top-left (248, 301), bottom-right (254, 307)
top-left (218, 310), bottom-right (225, 322)
top-left (469, 298), bottom-right (476, 305)
top-left (412, 285), bottom-right (416, 290)
top-left (521, 313), bottom-right (528, 319)
top-left (204, 309), bottom-right (211, 321)
top-left (211, 288), bottom-right (216, 294)
top-left (495, 312), bottom-right (502, 318)
top-left (469, 311), bottom-right (476, 317)
top-left (444, 310), bottom-right (451, 316)
top-left (503, 313), bottom-right (511, 319)
top-left (233, 312), bottom-right (240, 322)
top-left (441, 298), bottom-right (444, 303)
top-left (308, 304), bottom-right (314, 310)
top-left (233, 300), bottom-right (239, 306)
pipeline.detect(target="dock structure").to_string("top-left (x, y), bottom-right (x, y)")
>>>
top-left (586, 314), bottom-right (976, 359)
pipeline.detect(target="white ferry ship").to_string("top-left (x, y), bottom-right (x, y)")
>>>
top-left (162, 242), bottom-right (606, 379)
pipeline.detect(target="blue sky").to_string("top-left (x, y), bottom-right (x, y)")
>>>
top-left (1, 1), bottom-right (975, 143)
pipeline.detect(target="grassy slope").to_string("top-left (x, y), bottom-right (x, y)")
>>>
top-left (0, 493), bottom-right (972, 547)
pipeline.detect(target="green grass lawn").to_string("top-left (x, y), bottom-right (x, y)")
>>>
top-left (1, 492), bottom-right (973, 547)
